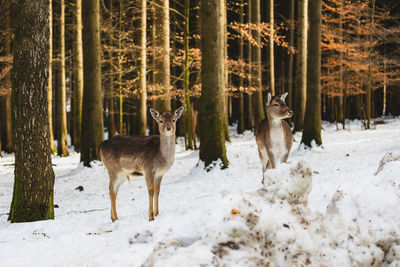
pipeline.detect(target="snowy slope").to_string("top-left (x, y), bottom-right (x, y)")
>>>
top-left (0, 118), bottom-right (400, 266)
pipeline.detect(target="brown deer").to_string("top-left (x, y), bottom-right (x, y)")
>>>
top-left (99, 107), bottom-right (184, 222)
top-left (256, 92), bottom-right (293, 181)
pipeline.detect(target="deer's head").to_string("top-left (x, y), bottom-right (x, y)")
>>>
top-left (150, 107), bottom-right (184, 136)
top-left (265, 92), bottom-right (293, 120)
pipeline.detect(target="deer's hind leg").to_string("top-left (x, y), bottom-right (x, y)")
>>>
top-left (108, 171), bottom-right (126, 222)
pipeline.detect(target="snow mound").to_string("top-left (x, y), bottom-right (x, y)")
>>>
top-left (142, 160), bottom-right (388, 266)
top-left (375, 152), bottom-right (400, 175)
top-left (262, 160), bottom-right (312, 204)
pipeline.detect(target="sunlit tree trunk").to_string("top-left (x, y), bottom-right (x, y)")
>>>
top-left (301, 0), bottom-right (322, 147)
top-left (294, 0), bottom-right (308, 132)
top-left (56, 0), bottom-right (69, 156)
top-left (118, 0), bottom-right (123, 134)
top-left (251, 0), bottom-right (264, 127)
top-left (72, 0), bottom-right (83, 151)
top-left (138, 0), bottom-right (147, 136)
top-left (244, 0), bottom-right (253, 131)
top-left (199, 0), bottom-right (228, 168)
top-left (9, 0), bottom-right (55, 223)
top-left (81, 0), bottom-right (104, 166)
top-left (154, 0), bottom-right (171, 111)
top-left (48, 0), bottom-right (56, 153)
top-left (366, 0), bottom-right (375, 129)
top-left (107, 0), bottom-right (116, 138)
top-left (268, 0), bottom-right (275, 96)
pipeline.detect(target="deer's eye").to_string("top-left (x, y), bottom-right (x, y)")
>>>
top-left (159, 120), bottom-right (164, 123)
top-left (273, 104), bottom-right (279, 107)
top-left (172, 119), bottom-right (176, 123)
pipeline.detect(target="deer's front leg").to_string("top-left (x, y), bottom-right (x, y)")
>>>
top-left (154, 176), bottom-right (163, 217)
top-left (145, 172), bottom-right (155, 221)
top-left (266, 150), bottom-right (277, 169)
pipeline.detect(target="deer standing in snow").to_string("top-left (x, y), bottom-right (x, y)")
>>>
top-left (99, 107), bottom-right (184, 222)
top-left (256, 93), bottom-right (293, 181)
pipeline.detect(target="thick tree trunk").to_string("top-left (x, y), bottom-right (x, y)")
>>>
top-left (251, 0), bottom-right (264, 127)
top-left (48, 0), bottom-right (56, 153)
top-left (81, 0), bottom-right (104, 166)
top-left (268, 0), bottom-right (275, 96)
top-left (138, 0), bottom-right (147, 136)
top-left (294, 0), bottom-right (308, 132)
top-left (56, 0), bottom-right (69, 157)
top-left (9, 0), bottom-right (55, 222)
top-left (287, 0), bottom-right (295, 109)
top-left (154, 0), bottom-right (171, 111)
top-left (72, 0), bottom-right (83, 151)
top-left (301, 0), bottom-right (322, 147)
top-left (199, 0), bottom-right (228, 168)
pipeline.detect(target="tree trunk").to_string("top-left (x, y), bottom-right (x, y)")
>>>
top-left (237, 0), bottom-right (245, 134)
top-left (154, 0), bottom-right (171, 111)
top-left (199, 0), bottom-right (228, 168)
top-left (268, 0), bottom-right (275, 96)
top-left (2, 1), bottom-right (12, 153)
top-left (48, 0), bottom-right (56, 153)
top-left (107, 0), bottom-right (116, 138)
top-left (287, 0), bottom-right (295, 109)
top-left (81, 0), bottom-right (104, 166)
top-left (56, 0), bottom-right (69, 157)
top-left (251, 0), bottom-right (264, 127)
top-left (244, 0), bottom-right (253, 131)
top-left (301, 0), bottom-right (322, 147)
top-left (222, 0), bottom-right (230, 142)
top-left (72, 0), bottom-right (83, 151)
top-left (366, 0), bottom-right (375, 129)
top-left (184, 0), bottom-right (194, 149)
top-left (138, 0), bottom-right (147, 136)
top-left (294, 0), bottom-right (308, 132)
top-left (9, 0), bottom-right (55, 222)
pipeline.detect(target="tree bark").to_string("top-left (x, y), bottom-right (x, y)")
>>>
top-left (244, 0), bottom-right (253, 131)
top-left (294, 0), bottom-right (308, 132)
top-left (138, 0), bottom-right (147, 136)
top-left (81, 0), bottom-right (104, 166)
top-left (9, 0), bottom-right (55, 222)
top-left (301, 0), bottom-right (322, 147)
top-left (366, 0), bottom-right (375, 129)
top-left (154, 0), bottom-right (171, 111)
top-left (72, 0), bottom-right (83, 151)
top-left (56, 0), bottom-right (69, 157)
top-left (251, 0), bottom-right (264, 127)
top-left (199, 0), bottom-right (228, 168)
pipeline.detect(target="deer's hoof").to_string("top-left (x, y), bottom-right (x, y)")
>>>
top-left (149, 215), bottom-right (154, 221)
top-left (154, 211), bottom-right (159, 217)
top-left (111, 216), bottom-right (118, 222)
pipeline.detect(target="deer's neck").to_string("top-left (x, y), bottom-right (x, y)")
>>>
top-left (267, 114), bottom-right (282, 129)
top-left (159, 134), bottom-right (176, 163)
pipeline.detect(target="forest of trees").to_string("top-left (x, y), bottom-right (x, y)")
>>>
top-left (0, 0), bottom-right (399, 221)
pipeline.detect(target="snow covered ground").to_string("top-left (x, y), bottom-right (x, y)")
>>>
top-left (1, 118), bottom-right (400, 266)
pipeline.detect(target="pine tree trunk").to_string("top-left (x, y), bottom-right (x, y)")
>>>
top-left (199, 0), bottom-right (228, 168)
top-left (154, 0), bottom-right (171, 111)
top-left (251, 0), bottom-right (264, 127)
top-left (222, 0), bottom-right (230, 142)
top-left (237, 0), bottom-right (245, 134)
top-left (138, 0), bottom-right (147, 136)
top-left (184, 0), bottom-right (194, 149)
top-left (366, 0), bottom-right (375, 130)
top-left (48, 0), bottom-right (56, 153)
top-left (81, 0), bottom-right (104, 166)
top-left (294, 0), bottom-right (308, 132)
top-left (118, 0), bottom-right (124, 134)
top-left (301, 0), bottom-right (322, 147)
top-left (287, 0), bottom-right (295, 109)
top-left (9, 0), bottom-right (55, 222)
top-left (107, 0), bottom-right (116, 138)
top-left (56, 0), bottom-right (69, 157)
top-left (72, 0), bottom-right (83, 151)
top-left (244, 0), bottom-right (253, 131)
top-left (268, 0), bottom-right (275, 96)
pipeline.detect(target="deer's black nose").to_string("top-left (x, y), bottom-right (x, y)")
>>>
top-left (166, 126), bottom-right (172, 131)
top-left (289, 111), bottom-right (293, 116)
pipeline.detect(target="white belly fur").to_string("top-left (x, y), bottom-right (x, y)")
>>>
top-left (269, 122), bottom-right (286, 163)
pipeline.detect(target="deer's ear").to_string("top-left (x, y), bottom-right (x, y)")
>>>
top-left (149, 108), bottom-right (160, 121)
top-left (266, 93), bottom-right (272, 107)
top-left (280, 92), bottom-right (288, 102)
top-left (174, 106), bottom-right (184, 120)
